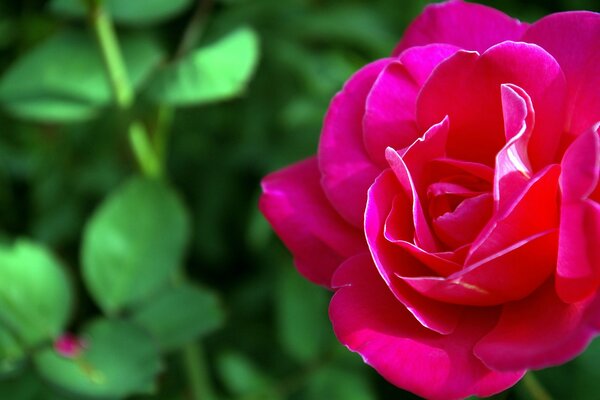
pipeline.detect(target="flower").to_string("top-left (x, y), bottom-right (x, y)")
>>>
top-left (259, 1), bottom-right (600, 399)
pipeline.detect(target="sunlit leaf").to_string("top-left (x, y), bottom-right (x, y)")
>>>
top-left (147, 27), bottom-right (260, 106)
top-left (82, 178), bottom-right (189, 314)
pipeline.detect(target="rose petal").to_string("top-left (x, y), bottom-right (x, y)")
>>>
top-left (319, 59), bottom-right (391, 227)
top-left (400, 229), bottom-right (557, 306)
top-left (363, 61), bottom-right (419, 166)
top-left (467, 164), bottom-right (560, 264)
top-left (260, 158), bottom-right (365, 287)
top-left (560, 123), bottom-right (600, 202)
top-left (330, 253), bottom-right (525, 400)
top-left (475, 280), bottom-right (600, 370)
top-left (433, 193), bottom-right (493, 249)
top-left (363, 44), bottom-right (460, 167)
top-left (556, 125), bottom-right (600, 302)
top-left (365, 169), bottom-right (460, 334)
top-left (523, 11), bottom-right (600, 136)
top-left (393, 0), bottom-right (527, 56)
top-left (417, 42), bottom-right (566, 167)
top-left (493, 84), bottom-right (534, 211)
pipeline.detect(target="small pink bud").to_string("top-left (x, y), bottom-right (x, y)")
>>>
top-left (54, 333), bottom-right (85, 358)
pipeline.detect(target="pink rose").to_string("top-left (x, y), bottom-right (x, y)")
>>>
top-left (260, 1), bottom-right (600, 399)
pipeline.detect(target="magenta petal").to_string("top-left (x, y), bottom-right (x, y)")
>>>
top-left (401, 229), bottom-right (557, 306)
top-left (468, 164), bottom-right (560, 264)
top-left (433, 193), bottom-right (493, 249)
top-left (417, 42), bottom-right (566, 167)
top-left (523, 11), bottom-right (600, 135)
top-left (556, 126), bottom-right (600, 302)
top-left (393, 0), bottom-right (527, 56)
top-left (493, 84), bottom-right (534, 211)
top-left (365, 170), bottom-right (460, 334)
top-left (560, 124), bottom-right (600, 202)
top-left (363, 44), bottom-right (460, 168)
top-left (319, 59), bottom-right (390, 227)
top-left (260, 158), bottom-right (365, 287)
top-left (363, 61), bottom-right (419, 166)
top-left (475, 281), bottom-right (600, 371)
top-left (330, 253), bottom-right (525, 400)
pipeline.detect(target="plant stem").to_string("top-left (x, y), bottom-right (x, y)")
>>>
top-left (521, 372), bottom-right (553, 400)
top-left (183, 342), bottom-right (216, 400)
top-left (86, 0), bottom-right (133, 109)
top-left (175, 0), bottom-right (214, 58)
top-left (85, 0), bottom-right (162, 177)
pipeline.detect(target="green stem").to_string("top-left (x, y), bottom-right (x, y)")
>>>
top-left (86, 0), bottom-right (133, 109)
top-left (183, 342), bottom-right (216, 400)
top-left (85, 0), bottom-right (161, 177)
top-left (522, 372), bottom-right (553, 400)
top-left (175, 0), bottom-right (214, 58)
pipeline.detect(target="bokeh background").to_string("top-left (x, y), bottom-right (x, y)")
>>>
top-left (0, 0), bottom-right (599, 399)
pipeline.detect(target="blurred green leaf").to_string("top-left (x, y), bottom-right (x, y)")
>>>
top-left (0, 240), bottom-right (72, 348)
top-left (49, 0), bottom-right (193, 26)
top-left (82, 178), bottom-right (189, 314)
top-left (34, 319), bottom-right (162, 399)
top-left (0, 328), bottom-right (24, 375)
top-left (217, 351), bottom-right (281, 399)
top-left (289, 5), bottom-right (395, 57)
top-left (147, 27), bottom-right (260, 106)
top-left (304, 366), bottom-right (376, 400)
top-left (0, 29), bottom-right (163, 123)
top-left (276, 267), bottom-right (330, 363)
top-left (131, 284), bottom-right (224, 351)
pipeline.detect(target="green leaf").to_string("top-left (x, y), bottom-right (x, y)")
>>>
top-left (34, 319), bottom-right (162, 399)
top-left (49, 0), bottom-right (193, 26)
top-left (131, 284), bottom-right (224, 351)
top-left (304, 367), bottom-right (376, 400)
top-left (275, 267), bottom-right (329, 363)
top-left (0, 327), bottom-right (25, 375)
top-left (82, 178), bottom-right (189, 314)
top-left (216, 351), bottom-right (281, 399)
top-left (0, 240), bottom-right (72, 348)
top-left (0, 29), bottom-right (163, 123)
top-left (147, 27), bottom-right (260, 106)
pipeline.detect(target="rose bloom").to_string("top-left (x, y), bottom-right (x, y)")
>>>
top-left (260, 1), bottom-right (600, 399)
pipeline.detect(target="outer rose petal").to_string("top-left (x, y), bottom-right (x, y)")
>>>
top-left (259, 158), bottom-right (365, 287)
top-left (363, 60), bottom-right (420, 167)
top-left (363, 43), bottom-right (461, 167)
top-left (330, 253), bottom-right (525, 400)
top-left (556, 125), bottom-right (600, 302)
top-left (523, 11), bottom-right (600, 135)
top-left (475, 281), bottom-right (600, 371)
top-left (319, 59), bottom-right (390, 227)
top-left (393, 0), bottom-right (527, 56)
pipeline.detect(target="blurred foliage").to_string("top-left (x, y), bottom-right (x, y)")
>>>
top-left (0, 0), bottom-right (598, 399)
